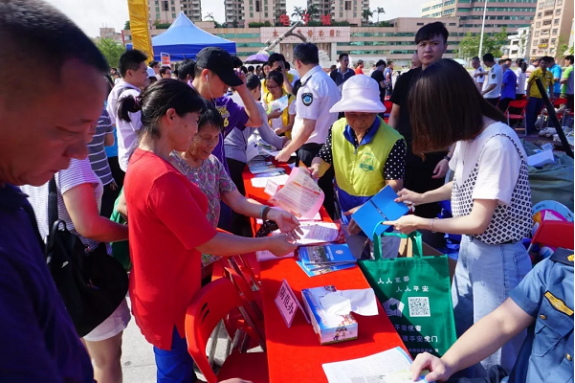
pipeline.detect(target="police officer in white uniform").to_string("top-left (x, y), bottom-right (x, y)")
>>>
top-left (275, 43), bottom-right (340, 218)
top-left (481, 53), bottom-right (503, 107)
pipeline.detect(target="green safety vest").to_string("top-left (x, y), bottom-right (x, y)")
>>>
top-left (331, 116), bottom-right (404, 197)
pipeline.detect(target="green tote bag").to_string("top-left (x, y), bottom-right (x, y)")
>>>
top-left (358, 230), bottom-right (457, 359)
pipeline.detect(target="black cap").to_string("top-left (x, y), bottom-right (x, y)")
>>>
top-left (196, 47), bottom-right (243, 87)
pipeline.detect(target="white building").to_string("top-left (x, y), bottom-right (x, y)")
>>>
top-left (504, 27), bottom-right (531, 61)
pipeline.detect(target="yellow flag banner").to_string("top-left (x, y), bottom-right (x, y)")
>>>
top-left (127, 0), bottom-right (154, 61)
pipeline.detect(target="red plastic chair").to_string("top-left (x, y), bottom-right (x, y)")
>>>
top-left (505, 99), bottom-right (528, 136)
top-left (185, 278), bottom-right (269, 383)
top-left (527, 221), bottom-right (574, 252)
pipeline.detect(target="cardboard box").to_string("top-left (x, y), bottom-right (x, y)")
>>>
top-left (301, 285), bottom-right (358, 345)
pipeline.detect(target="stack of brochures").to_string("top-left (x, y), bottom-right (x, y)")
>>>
top-left (297, 243), bottom-right (356, 277)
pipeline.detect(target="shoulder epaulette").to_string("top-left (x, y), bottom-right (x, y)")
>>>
top-left (550, 248), bottom-right (575, 266)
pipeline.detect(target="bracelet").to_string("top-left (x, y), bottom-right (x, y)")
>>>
top-left (444, 155), bottom-right (451, 161)
top-left (261, 206), bottom-right (272, 221)
top-left (430, 217), bottom-right (438, 234)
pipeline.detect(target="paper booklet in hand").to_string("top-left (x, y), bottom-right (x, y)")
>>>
top-left (351, 186), bottom-right (410, 237)
top-left (269, 165), bottom-right (324, 219)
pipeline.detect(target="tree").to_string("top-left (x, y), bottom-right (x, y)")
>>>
top-left (204, 12), bottom-right (215, 21)
top-left (306, 4), bottom-right (320, 19)
top-left (95, 38), bottom-right (126, 68)
top-left (292, 6), bottom-right (305, 21)
top-left (124, 20), bottom-right (130, 30)
top-left (557, 34), bottom-right (570, 56)
top-left (373, 7), bottom-right (385, 23)
top-left (459, 27), bottom-right (509, 60)
top-left (361, 9), bottom-right (373, 25)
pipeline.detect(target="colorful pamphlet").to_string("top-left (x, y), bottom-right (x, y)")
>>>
top-left (297, 243), bottom-right (356, 277)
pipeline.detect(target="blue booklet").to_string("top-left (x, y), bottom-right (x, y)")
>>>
top-left (351, 185), bottom-right (410, 238)
top-left (297, 244), bottom-right (356, 277)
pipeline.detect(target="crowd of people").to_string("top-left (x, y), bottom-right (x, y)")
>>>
top-left (0, 1), bottom-right (572, 383)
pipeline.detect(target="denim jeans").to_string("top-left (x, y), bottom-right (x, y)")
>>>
top-left (153, 327), bottom-right (198, 383)
top-left (341, 222), bottom-right (401, 260)
top-left (452, 235), bottom-right (532, 376)
top-left (525, 97), bottom-right (544, 134)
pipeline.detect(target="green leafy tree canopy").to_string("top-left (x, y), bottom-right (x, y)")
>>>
top-left (95, 38), bottom-right (126, 68)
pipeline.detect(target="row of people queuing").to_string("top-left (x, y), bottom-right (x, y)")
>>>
top-left (0, 1), bottom-right (571, 382)
top-left (472, 53), bottom-right (574, 135)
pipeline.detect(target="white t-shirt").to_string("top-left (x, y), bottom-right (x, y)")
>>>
top-left (449, 122), bottom-right (532, 244)
top-left (106, 80), bottom-right (142, 172)
top-left (515, 69), bottom-right (527, 95)
top-left (483, 63), bottom-right (503, 99)
top-left (474, 66), bottom-right (485, 86)
top-left (292, 65), bottom-right (341, 145)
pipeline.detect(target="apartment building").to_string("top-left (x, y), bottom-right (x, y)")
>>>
top-left (148, 0), bottom-right (182, 24)
top-left (181, 0), bottom-right (202, 21)
top-left (504, 27), bottom-right (531, 60)
top-left (243, 0), bottom-right (287, 25)
top-left (99, 27), bottom-right (123, 44)
top-left (225, 0), bottom-right (245, 25)
top-left (421, 0), bottom-right (537, 34)
top-left (307, 0), bottom-right (369, 26)
top-left (529, 0), bottom-right (574, 58)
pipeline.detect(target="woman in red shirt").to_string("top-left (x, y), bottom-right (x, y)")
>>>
top-left (118, 79), bottom-right (296, 382)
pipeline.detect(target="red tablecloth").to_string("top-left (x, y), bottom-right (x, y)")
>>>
top-left (243, 161), bottom-right (406, 383)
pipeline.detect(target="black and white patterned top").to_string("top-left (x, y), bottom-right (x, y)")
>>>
top-left (451, 132), bottom-right (532, 244)
top-left (317, 127), bottom-right (407, 180)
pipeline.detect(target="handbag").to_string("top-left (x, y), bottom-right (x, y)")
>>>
top-left (46, 178), bottom-right (129, 338)
top-left (358, 229), bottom-right (457, 359)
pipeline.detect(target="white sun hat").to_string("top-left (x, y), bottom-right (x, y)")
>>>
top-left (329, 75), bottom-right (387, 114)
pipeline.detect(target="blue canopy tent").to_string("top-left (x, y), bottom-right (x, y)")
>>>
top-left (127, 12), bottom-right (236, 61)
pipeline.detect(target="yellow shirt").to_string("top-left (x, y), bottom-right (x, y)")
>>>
top-left (528, 67), bottom-right (554, 98)
top-left (261, 72), bottom-right (294, 94)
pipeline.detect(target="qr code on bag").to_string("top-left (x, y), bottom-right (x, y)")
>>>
top-left (408, 297), bottom-right (431, 317)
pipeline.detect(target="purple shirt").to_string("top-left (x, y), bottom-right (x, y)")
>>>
top-left (187, 82), bottom-right (249, 173)
top-left (212, 96), bottom-right (249, 172)
top-left (501, 69), bottom-right (518, 100)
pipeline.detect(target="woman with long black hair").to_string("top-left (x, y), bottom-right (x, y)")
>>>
top-left (385, 59), bottom-right (533, 376)
top-left (119, 79), bottom-right (295, 382)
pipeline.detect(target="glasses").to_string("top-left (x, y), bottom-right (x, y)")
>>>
top-left (266, 83), bottom-right (280, 89)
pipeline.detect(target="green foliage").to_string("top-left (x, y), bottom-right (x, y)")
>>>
top-left (291, 6), bottom-right (305, 21)
top-left (331, 20), bottom-right (351, 26)
top-left (361, 9), bottom-right (373, 25)
top-left (459, 27), bottom-right (509, 59)
top-left (153, 20), bottom-right (172, 29)
top-left (124, 20), bottom-right (130, 30)
top-left (557, 34), bottom-right (570, 56)
top-left (307, 4), bottom-right (320, 17)
top-left (373, 7), bottom-right (385, 23)
top-left (95, 38), bottom-right (126, 68)
top-left (248, 21), bottom-right (272, 28)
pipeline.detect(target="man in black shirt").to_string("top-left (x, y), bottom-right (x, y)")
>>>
top-left (388, 22), bottom-right (452, 245)
top-left (330, 53), bottom-right (355, 87)
top-left (370, 59), bottom-right (386, 101)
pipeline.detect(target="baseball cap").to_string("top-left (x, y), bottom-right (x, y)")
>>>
top-left (195, 47), bottom-right (243, 87)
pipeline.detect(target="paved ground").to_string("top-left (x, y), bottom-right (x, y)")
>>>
top-left (121, 298), bottom-right (233, 382)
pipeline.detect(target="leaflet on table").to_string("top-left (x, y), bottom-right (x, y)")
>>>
top-left (296, 244), bottom-right (356, 277)
top-left (269, 167), bottom-right (324, 219)
top-left (271, 222), bottom-right (339, 246)
top-left (252, 169), bottom-right (286, 178)
top-left (322, 347), bottom-right (430, 383)
top-left (352, 186), bottom-right (410, 237)
top-left (256, 250), bottom-right (295, 262)
top-left (260, 148), bottom-right (297, 158)
top-left (251, 174), bottom-right (289, 188)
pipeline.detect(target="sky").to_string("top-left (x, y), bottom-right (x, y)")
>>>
top-left (44, 0), bottom-right (422, 38)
